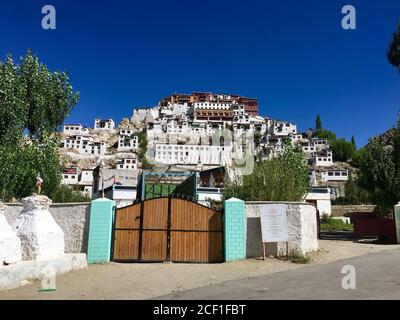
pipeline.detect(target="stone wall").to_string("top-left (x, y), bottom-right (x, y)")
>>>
top-left (4, 203), bottom-right (90, 254)
top-left (245, 202), bottom-right (319, 257)
top-left (331, 205), bottom-right (377, 217)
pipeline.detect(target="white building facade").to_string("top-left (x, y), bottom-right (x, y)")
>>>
top-left (118, 129), bottom-right (139, 152)
top-left (94, 118), bottom-right (115, 132)
top-left (154, 143), bottom-right (235, 166)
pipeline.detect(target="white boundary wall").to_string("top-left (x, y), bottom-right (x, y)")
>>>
top-left (4, 203), bottom-right (90, 254)
top-left (245, 202), bottom-right (319, 257)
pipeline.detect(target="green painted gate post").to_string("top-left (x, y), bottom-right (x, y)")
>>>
top-left (87, 198), bottom-right (115, 264)
top-left (395, 202), bottom-right (400, 244)
top-left (223, 198), bottom-right (246, 262)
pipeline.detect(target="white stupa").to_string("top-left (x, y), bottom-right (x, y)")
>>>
top-left (12, 195), bottom-right (65, 261)
top-left (0, 202), bottom-right (22, 265)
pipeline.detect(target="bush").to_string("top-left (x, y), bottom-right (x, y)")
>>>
top-left (320, 215), bottom-right (354, 231)
top-left (223, 143), bottom-right (309, 201)
top-left (333, 175), bottom-right (371, 205)
top-left (48, 185), bottom-right (90, 203)
top-left (287, 249), bottom-right (311, 264)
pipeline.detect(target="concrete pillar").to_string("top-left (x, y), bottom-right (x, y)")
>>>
top-left (224, 198), bottom-right (246, 262)
top-left (87, 198), bottom-right (115, 264)
top-left (394, 202), bottom-right (400, 244)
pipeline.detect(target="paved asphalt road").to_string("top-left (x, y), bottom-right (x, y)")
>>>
top-left (156, 249), bottom-right (400, 300)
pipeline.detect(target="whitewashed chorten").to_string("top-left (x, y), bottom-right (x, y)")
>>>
top-left (0, 202), bottom-right (22, 265)
top-left (12, 195), bottom-right (65, 261)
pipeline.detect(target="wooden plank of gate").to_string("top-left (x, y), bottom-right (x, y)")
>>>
top-left (140, 198), bottom-right (169, 261)
top-left (113, 203), bottom-right (141, 261)
top-left (169, 198), bottom-right (223, 263)
top-left (141, 230), bottom-right (167, 261)
top-left (142, 198), bottom-right (168, 229)
top-left (114, 230), bottom-right (139, 260)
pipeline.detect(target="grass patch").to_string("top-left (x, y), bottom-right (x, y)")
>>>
top-left (320, 216), bottom-right (354, 232)
top-left (287, 249), bottom-right (311, 264)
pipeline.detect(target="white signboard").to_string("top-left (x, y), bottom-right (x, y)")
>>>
top-left (260, 204), bottom-right (288, 243)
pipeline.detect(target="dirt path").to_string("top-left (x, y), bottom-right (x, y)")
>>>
top-left (1, 240), bottom-right (399, 300)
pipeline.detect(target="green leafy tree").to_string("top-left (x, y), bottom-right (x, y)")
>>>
top-left (254, 131), bottom-right (263, 146)
top-left (315, 115), bottom-right (322, 131)
top-left (388, 21), bottom-right (400, 71)
top-left (358, 137), bottom-right (400, 215)
top-left (0, 134), bottom-right (61, 200)
top-left (312, 115), bottom-right (356, 163)
top-left (350, 149), bottom-right (362, 168)
top-left (0, 56), bottom-right (26, 145)
top-left (0, 50), bottom-right (80, 202)
top-left (313, 115), bottom-right (337, 143)
top-left (136, 131), bottom-right (154, 170)
top-left (0, 51), bottom-right (79, 143)
top-left (313, 129), bottom-right (337, 142)
top-left (334, 174), bottom-right (370, 205)
top-left (19, 51), bottom-right (79, 139)
top-left (331, 138), bottom-right (356, 162)
top-left (223, 143), bottom-right (309, 201)
top-left (351, 135), bottom-right (357, 150)
top-left (50, 185), bottom-right (91, 203)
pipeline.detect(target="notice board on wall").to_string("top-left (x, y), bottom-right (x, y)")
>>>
top-left (259, 204), bottom-right (288, 243)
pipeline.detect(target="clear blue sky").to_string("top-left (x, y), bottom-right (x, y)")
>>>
top-left (1, 0), bottom-right (399, 147)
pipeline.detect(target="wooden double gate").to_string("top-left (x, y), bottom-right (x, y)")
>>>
top-left (112, 196), bottom-right (223, 263)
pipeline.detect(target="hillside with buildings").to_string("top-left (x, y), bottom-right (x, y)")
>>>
top-left (59, 92), bottom-right (352, 210)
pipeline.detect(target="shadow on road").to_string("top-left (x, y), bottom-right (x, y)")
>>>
top-left (320, 231), bottom-right (356, 241)
top-left (321, 231), bottom-right (398, 246)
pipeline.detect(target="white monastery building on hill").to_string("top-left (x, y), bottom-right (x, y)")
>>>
top-left (94, 118), bottom-right (115, 132)
top-left (118, 129), bottom-right (139, 152)
top-left (58, 91), bottom-right (350, 207)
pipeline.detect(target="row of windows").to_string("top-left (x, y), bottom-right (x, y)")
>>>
top-left (118, 159), bottom-right (136, 164)
top-left (64, 126), bottom-right (82, 131)
top-left (120, 130), bottom-right (135, 135)
top-left (65, 146), bottom-right (104, 155)
top-left (65, 144), bottom-right (103, 151)
top-left (118, 165), bottom-right (136, 170)
top-left (195, 103), bottom-right (230, 107)
top-left (327, 171), bottom-right (348, 176)
top-left (305, 143), bottom-right (328, 148)
top-left (308, 171), bottom-right (348, 177)
top-left (119, 143), bottom-right (138, 147)
top-left (157, 149), bottom-right (229, 156)
top-left (63, 175), bottom-right (77, 179)
top-left (156, 146), bottom-right (228, 151)
top-left (155, 155), bottom-right (226, 161)
top-left (65, 141), bottom-right (89, 145)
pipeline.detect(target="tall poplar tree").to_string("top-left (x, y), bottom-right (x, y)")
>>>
top-left (0, 50), bottom-right (80, 201)
top-left (388, 21), bottom-right (400, 71)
